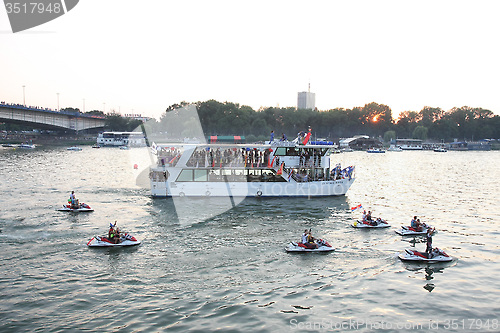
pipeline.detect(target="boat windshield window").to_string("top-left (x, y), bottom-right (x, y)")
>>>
top-left (274, 147), bottom-right (300, 156)
top-left (274, 147), bottom-right (287, 156)
top-left (194, 170), bottom-right (207, 182)
top-left (177, 169), bottom-right (193, 182)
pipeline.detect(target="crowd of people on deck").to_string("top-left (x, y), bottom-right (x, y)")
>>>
top-left (153, 145), bottom-right (354, 183)
top-left (157, 147), bottom-right (182, 167)
top-left (184, 147), bottom-right (273, 168)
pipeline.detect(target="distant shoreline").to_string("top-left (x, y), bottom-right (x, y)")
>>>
top-left (0, 135), bottom-right (97, 146)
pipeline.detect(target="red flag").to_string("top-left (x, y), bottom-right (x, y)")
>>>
top-left (350, 204), bottom-right (363, 212)
top-left (276, 162), bottom-right (284, 175)
top-left (268, 156), bottom-right (276, 168)
top-left (303, 128), bottom-right (312, 145)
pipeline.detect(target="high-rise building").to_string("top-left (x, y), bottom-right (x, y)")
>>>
top-left (297, 83), bottom-right (315, 110)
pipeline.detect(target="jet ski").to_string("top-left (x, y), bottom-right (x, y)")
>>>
top-left (399, 248), bottom-right (452, 263)
top-left (285, 239), bottom-right (335, 253)
top-left (395, 224), bottom-right (432, 236)
top-left (87, 233), bottom-right (140, 247)
top-left (57, 202), bottom-right (93, 212)
top-left (353, 218), bottom-right (390, 228)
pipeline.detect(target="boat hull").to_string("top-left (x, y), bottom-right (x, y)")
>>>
top-left (395, 225), bottom-right (432, 236)
top-left (285, 241), bottom-right (335, 253)
top-left (150, 178), bottom-right (354, 197)
top-left (57, 204), bottom-right (93, 212)
top-left (87, 235), bottom-right (140, 247)
top-left (353, 220), bottom-right (390, 228)
top-left (399, 249), bottom-right (452, 263)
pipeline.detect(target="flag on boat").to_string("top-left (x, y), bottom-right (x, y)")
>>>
top-left (302, 128), bottom-right (312, 145)
top-left (169, 154), bottom-right (180, 164)
top-left (351, 204), bottom-right (362, 212)
top-left (276, 162), bottom-right (284, 175)
top-left (150, 142), bottom-right (158, 155)
top-left (268, 156), bottom-right (276, 168)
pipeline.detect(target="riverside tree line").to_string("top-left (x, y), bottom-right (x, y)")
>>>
top-left (5, 101), bottom-right (497, 143)
top-left (145, 100), bottom-right (500, 142)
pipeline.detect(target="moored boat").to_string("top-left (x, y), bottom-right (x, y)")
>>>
top-left (18, 143), bottom-right (35, 149)
top-left (367, 148), bottom-right (385, 153)
top-left (387, 145), bottom-right (403, 152)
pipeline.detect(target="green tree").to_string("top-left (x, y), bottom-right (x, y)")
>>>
top-left (85, 110), bottom-right (105, 117)
top-left (383, 130), bottom-right (396, 143)
top-left (412, 126), bottom-right (428, 140)
top-left (395, 111), bottom-right (419, 138)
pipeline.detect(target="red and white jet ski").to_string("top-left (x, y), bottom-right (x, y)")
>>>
top-left (57, 202), bottom-right (93, 212)
top-left (87, 233), bottom-right (140, 247)
top-left (353, 218), bottom-right (390, 228)
top-left (398, 248), bottom-right (452, 263)
top-left (286, 239), bottom-right (335, 253)
top-left (395, 224), bottom-right (432, 236)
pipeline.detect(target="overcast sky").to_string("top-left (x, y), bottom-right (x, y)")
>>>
top-left (1, 1), bottom-right (499, 119)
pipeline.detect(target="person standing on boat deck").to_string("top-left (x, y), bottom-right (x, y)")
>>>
top-left (269, 131), bottom-right (274, 143)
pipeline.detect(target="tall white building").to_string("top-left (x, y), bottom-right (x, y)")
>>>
top-left (297, 84), bottom-right (316, 110)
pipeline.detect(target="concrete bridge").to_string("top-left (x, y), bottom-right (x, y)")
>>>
top-left (0, 103), bottom-right (106, 132)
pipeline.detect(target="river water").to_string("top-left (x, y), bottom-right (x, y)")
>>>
top-left (0, 146), bottom-right (499, 332)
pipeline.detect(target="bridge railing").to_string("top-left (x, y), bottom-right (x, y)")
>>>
top-left (0, 102), bottom-right (106, 119)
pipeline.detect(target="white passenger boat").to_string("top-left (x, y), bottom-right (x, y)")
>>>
top-left (149, 131), bottom-right (355, 197)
